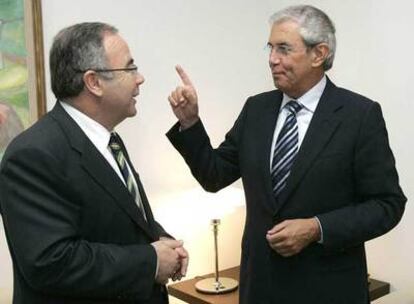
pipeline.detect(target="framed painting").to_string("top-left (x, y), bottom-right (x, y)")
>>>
top-left (0, 0), bottom-right (46, 160)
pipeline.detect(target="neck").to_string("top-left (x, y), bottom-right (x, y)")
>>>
top-left (66, 94), bottom-right (117, 131)
top-left (288, 71), bottom-right (325, 99)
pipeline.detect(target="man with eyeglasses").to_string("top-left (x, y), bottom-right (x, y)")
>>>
top-left (0, 22), bottom-right (187, 304)
top-left (167, 5), bottom-right (406, 304)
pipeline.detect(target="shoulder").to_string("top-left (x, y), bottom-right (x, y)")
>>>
top-left (247, 89), bottom-right (281, 103)
top-left (3, 112), bottom-right (70, 162)
top-left (241, 89), bottom-right (282, 112)
top-left (337, 87), bottom-right (375, 105)
top-left (327, 79), bottom-right (378, 110)
top-left (325, 81), bottom-right (386, 131)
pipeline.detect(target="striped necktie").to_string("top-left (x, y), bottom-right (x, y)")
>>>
top-left (271, 100), bottom-right (303, 197)
top-left (108, 132), bottom-right (146, 220)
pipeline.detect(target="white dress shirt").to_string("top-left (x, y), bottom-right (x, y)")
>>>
top-left (60, 101), bottom-right (157, 274)
top-left (269, 76), bottom-right (327, 242)
top-left (60, 101), bottom-right (142, 203)
top-left (270, 75), bottom-right (327, 168)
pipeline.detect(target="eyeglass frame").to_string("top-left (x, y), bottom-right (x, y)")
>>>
top-left (75, 65), bottom-right (138, 74)
top-left (265, 42), bottom-right (318, 57)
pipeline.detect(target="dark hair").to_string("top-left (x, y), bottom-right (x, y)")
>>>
top-left (49, 22), bottom-right (118, 99)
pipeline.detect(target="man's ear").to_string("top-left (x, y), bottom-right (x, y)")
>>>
top-left (311, 43), bottom-right (330, 68)
top-left (83, 71), bottom-right (104, 97)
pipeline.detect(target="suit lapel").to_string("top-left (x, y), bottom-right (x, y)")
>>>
top-left (81, 145), bottom-right (157, 239)
top-left (258, 91), bottom-right (284, 214)
top-left (49, 103), bottom-right (157, 240)
top-left (275, 79), bottom-right (344, 213)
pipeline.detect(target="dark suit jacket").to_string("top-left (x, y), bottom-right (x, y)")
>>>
top-left (167, 78), bottom-right (406, 304)
top-left (0, 103), bottom-right (169, 304)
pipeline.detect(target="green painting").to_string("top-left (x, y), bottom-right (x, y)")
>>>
top-left (0, 0), bottom-right (30, 160)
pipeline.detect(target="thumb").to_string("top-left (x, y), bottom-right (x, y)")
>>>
top-left (267, 221), bottom-right (286, 235)
top-left (162, 239), bottom-right (184, 249)
top-left (182, 88), bottom-right (196, 101)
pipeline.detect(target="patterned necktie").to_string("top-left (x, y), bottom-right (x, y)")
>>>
top-left (271, 100), bottom-right (303, 197)
top-left (108, 132), bottom-right (146, 219)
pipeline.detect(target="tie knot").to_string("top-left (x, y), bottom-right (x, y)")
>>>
top-left (285, 100), bottom-right (302, 115)
top-left (109, 132), bottom-right (121, 151)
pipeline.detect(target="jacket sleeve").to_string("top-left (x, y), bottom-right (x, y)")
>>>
top-left (317, 102), bottom-right (406, 250)
top-left (166, 99), bottom-right (250, 192)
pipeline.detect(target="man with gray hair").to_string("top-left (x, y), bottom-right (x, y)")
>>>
top-left (167, 5), bottom-right (406, 304)
top-left (0, 22), bottom-right (188, 304)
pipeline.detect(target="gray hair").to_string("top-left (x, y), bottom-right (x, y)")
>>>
top-left (269, 5), bottom-right (336, 71)
top-left (49, 22), bottom-right (118, 100)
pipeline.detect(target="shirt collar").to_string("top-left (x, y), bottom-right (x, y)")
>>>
top-left (60, 101), bottom-right (113, 150)
top-left (281, 75), bottom-right (327, 113)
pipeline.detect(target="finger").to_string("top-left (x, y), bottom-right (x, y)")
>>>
top-left (267, 221), bottom-right (288, 235)
top-left (161, 239), bottom-right (183, 249)
top-left (182, 88), bottom-right (196, 102)
top-left (273, 240), bottom-right (290, 251)
top-left (175, 246), bottom-right (188, 258)
top-left (276, 242), bottom-right (302, 256)
top-left (176, 65), bottom-right (193, 87)
top-left (274, 242), bottom-right (294, 254)
top-left (171, 90), bottom-right (179, 103)
top-left (269, 242), bottom-right (287, 254)
top-left (176, 247), bottom-right (189, 275)
top-left (176, 86), bottom-right (185, 102)
top-left (168, 95), bottom-right (178, 107)
top-left (180, 257), bottom-right (189, 276)
top-left (171, 90), bottom-right (186, 106)
top-left (267, 230), bottom-right (286, 244)
top-left (172, 270), bottom-right (183, 281)
top-left (268, 239), bottom-right (286, 253)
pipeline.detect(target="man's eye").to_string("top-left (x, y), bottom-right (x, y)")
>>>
top-left (278, 45), bottom-right (290, 54)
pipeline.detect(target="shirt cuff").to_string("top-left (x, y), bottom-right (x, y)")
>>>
top-left (314, 216), bottom-right (324, 244)
top-left (155, 254), bottom-right (159, 279)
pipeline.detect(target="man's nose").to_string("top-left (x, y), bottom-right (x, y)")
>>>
top-left (136, 72), bottom-right (145, 85)
top-left (269, 50), bottom-right (281, 65)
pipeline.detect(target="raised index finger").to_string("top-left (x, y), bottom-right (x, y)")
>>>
top-left (176, 65), bottom-right (193, 86)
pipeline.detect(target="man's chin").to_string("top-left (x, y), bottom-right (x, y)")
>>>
top-left (127, 104), bottom-right (137, 117)
top-left (273, 79), bottom-right (283, 90)
top-left (129, 109), bottom-right (137, 117)
top-left (273, 78), bottom-right (290, 91)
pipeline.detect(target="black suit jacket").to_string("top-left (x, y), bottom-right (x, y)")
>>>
top-left (0, 103), bottom-right (169, 303)
top-left (167, 78), bottom-right (406, 304)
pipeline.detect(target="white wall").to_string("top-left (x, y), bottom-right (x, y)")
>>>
top-left (1, 0), bottom-right (413, 302)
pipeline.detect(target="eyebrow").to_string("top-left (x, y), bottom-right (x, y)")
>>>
top-left (267, 42), bottom-right (292, 47)
top-left (125, 58), bottom-right (135, 67)
top-left (276, 42), bottom-right (291, 47)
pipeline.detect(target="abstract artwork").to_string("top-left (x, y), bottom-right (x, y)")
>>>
top-left (0, 0), bottom-right (45, 160)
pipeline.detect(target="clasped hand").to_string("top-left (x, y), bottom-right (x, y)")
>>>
top-left (266, 218), bottom-right (321, 257)
top-left (151, 238), bottom-right (189, 284)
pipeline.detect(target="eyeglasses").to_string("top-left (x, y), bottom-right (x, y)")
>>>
top-left (265, 43), bottom-right (311, 56)
top-left (76, 65), bottom-right (138, 75)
